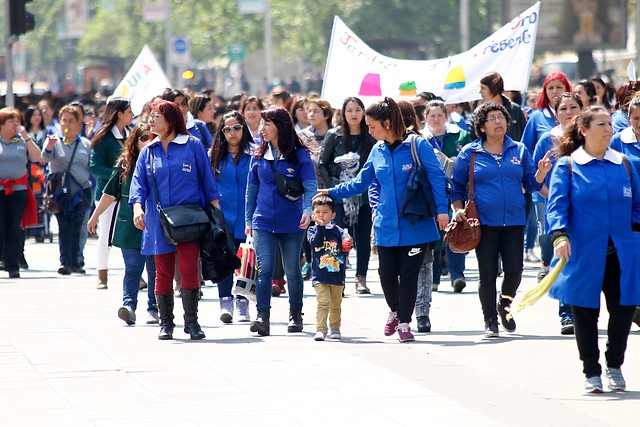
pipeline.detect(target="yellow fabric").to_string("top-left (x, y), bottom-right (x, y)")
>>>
top-left (553, 235), bottom-right (569, 246)
top-left (509, 257), bottom-right (567, 319)
top-left (315, 284), bottom-right (343, 332)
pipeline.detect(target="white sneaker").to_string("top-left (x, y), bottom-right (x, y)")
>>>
top-left (524, 249), bottom-right (541, 263)
top-left (314, 331), bottom-right (326, 341)
top-left (329, 329), bottom-right (341, 340)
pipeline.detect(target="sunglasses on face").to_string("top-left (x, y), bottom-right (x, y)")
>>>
top-left (222, 124), bottom-right (243, 134)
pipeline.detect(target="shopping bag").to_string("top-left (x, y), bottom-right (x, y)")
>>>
top-left (232, 235), bottom-right (258, 300)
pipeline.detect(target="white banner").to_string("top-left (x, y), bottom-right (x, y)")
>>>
top-left (111, 45), bottom-right (171, 116)
top-left (322, 2), bottom-right (540, 107)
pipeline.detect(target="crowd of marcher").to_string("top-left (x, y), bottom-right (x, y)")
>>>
top-left (1, 70), bottom-right (639, 393)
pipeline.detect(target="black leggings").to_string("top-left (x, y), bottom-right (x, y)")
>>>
top-left (571, 245), bottom-right (636, 378)
top-left (377, 244), bottom-right (428, 324)
top-left (475, 225), bottom-right (524, 321)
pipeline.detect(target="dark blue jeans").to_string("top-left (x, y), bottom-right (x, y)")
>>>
top-left (334, 203), bottom-right (373, 277)
top-left (121, 248), bottom-right (156, 312)
top-left (253, 230), bottom-right (305, 312)
top-left (55, 212), bottom-right (84, 268)
top-left (444, 244), bottom-right (466, 283)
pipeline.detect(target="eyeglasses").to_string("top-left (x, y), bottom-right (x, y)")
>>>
top-left (485, 116), bottom-right (507, 123)
top-left (149, 113), bottom-right (162, 120)
top-left (140, 134), bottom-right (152, 142)
top-left (222, 124), bottom-right (243, 134)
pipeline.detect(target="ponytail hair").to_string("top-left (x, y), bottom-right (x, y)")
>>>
top-left (365, 97), bottom-right (406, 141)
top-left (557, 106), bottom-right (609, 157)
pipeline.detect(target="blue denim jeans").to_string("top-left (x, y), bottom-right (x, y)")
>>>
top-left (534, 201), bottom-right (553, 265)
top-left (121, 248), bottom-right (157, 312)
top-left (55, 212), bottom-right (84, 268)
top-left (253, 229), bottom-right (305, 312)
top-left (525, 198), bottom-right (538, 250)
top-left (444, 244), bottom-right (466, 283)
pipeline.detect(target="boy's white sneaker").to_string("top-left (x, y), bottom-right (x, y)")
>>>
top-left (314, 331), bottom-right (326, 341)
top-left (329, 329), bottom-right (341, 340)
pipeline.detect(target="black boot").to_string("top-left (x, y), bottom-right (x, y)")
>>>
top-left (250, 310), bottom-right (270, 336)
top-left (156, 293), bottom-right (175, 340)
top-left (417, 316), bottom-right (431, 333)
top-left (287, 308), bottom-right (303, 333)
top-left (182, 288), bottom-right (205, 340)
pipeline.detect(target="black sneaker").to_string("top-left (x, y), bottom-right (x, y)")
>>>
top-left (537, 264), bottom-right (550, 283)
top-left (452, 278), bottom-right (466, 293)
top-left (560, 318), bottom-right (575, 335)
top-left (497, 296), bottom-right (516, 332)
top-left (57, 265), bottom-right (71, 275)
top-left (484, 319), bottom-right (499, 338)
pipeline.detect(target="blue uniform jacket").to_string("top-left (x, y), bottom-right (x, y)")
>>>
top-left (547, 147), bottom-right (640, 308)
top-left (245, 146), bottom-right (317, 234)
top-left (521, 108), bottom-right (556, 155)
top-left (451, 136), bottom-right (543, 227)
top-left (610, 126), bottom-right (640, 172)
top-left (217, 152), bottom-right (251, 240)
top-left (532, 126), bottom-right (562, 233)
top-left (129, 134), bottom-right (220, 255)
top-left (329, 133), bottom-right (448, 247)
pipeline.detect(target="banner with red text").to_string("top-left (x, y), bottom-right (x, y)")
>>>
top-left (322, 2), bottom-right (540, 107)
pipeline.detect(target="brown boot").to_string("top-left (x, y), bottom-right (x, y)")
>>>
top-left (97, 269), bottom-right (108, 289)
top-left (355, 275), bottom-right (370, 294)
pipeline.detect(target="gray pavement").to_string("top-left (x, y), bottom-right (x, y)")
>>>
top-left (1, 237), bottom-right (639, 426)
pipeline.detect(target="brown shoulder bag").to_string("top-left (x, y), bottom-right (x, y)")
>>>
top-left (444, 152), bottom-right (481, 253)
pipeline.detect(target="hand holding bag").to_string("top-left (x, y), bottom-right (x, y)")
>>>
top-left (444, 151), bottom-right (481, 253)
top-left (232, 235), bottom-right (258, 300)
top-left (149, 144), bottom-right (210, 245)
top-left (268, 160), bottom-right (304, 201)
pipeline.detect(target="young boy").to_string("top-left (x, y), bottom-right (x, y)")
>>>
top-left (308, 196), bottom-right (352, 341)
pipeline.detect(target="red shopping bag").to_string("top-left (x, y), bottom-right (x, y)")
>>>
top-left (233, 236), bottom-right (257, 300)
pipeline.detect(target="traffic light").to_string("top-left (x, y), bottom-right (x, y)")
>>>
top-left (9, 0), bottom-right (36, 37)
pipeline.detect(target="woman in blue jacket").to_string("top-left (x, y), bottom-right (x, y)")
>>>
top-left (130, 101), bottom-right (220, 341)
top-left (245, 107), bottom-right (317, 336)
top-left (533, 92), bottom-right (584, 335)
top-left (547, 106), bottom-right (640, 393)
top-left (318, 97), bottom-right (449, 342)
top-left (451, 102), bottom-right (551, 338)
top-left (210, 111), bottom-right (253, 324)
top-left (606, 95), bottom-right (640, 330)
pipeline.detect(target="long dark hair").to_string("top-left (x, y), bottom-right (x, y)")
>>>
top-left (91, 97), bottom-right (131, 149)
top-left (365, 97), bottom-right (406, 141)
top-left (23, 106), bottom-right (45, 134)
top-left (210, 111), bottom-right (252, 176)
top-left (255, 107), bottom-right (306, 165)
top-left (557, 106), bottom-right (609, 157)
top-left (340, 96), bottom-right (373, 160)
top-left (118, 121), bottom-right (150, 180)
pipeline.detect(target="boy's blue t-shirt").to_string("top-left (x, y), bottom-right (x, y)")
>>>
top-left (307, 223), bottom-right (348, 286)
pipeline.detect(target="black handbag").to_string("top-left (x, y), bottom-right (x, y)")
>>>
top-left (44, 140), bottom-right (80, 215)
top-left (149, 145), bottom-right (210, 245)
top-left (268, 160), bottom-right (304, 201)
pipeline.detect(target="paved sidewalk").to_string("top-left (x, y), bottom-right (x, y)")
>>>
top-left (0, 239), bottom-right (639, 426)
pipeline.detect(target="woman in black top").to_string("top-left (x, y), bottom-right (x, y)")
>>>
top-left (318, 97), bottom-right (374, 294)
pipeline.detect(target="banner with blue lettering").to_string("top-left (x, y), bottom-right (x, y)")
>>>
top-left (111, 45), bottom-right (171, 115)
top-left (322, 2), bottom-right (540, 107)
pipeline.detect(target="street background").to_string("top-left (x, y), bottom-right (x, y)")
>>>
top-left (0, 238), bottom-right (639, 426)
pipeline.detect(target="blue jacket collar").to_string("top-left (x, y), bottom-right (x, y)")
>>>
top-left (469, 135), bottom-right (517, 153)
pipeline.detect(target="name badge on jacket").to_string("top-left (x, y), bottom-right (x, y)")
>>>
top-left (182, 163), bottom-right (192, 173)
